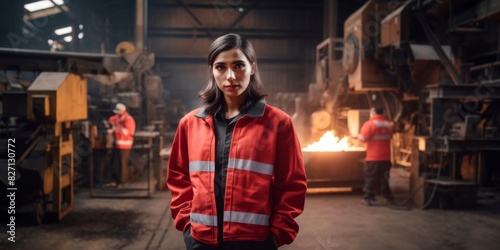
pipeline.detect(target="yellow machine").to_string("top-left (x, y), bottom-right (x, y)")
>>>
top-left (0, 45), bottom-right (163, 222)
top-left (26, 72), bottom-right (87, 221)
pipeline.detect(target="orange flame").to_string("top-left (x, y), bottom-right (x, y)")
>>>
top-left (302, 131), bottom-right (364, 152)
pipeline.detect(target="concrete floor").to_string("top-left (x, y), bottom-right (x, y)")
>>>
top-left (1, 171), bottom-right (500, 250)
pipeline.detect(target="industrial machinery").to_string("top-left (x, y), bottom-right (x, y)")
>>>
top-left (1, 72), bottom-right (87, 223)
top-left (0, 46), bottom-right (164, 223)
top-left (299, 0), bottom-right (500, 208)
top-left (28, 72), bottom-right (87, 222)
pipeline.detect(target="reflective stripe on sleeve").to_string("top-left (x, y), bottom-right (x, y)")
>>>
top-left (373, 120), bottom-right (391, 128)
top-left (224, 211), bottom-right (270, 226)
top-left (116, 140), bottom-right (133, 145)
top-left (229, 158), bottom-right (274, 175)
top-left (358, 134), bottom-right (367, 142)
top-left (189, 161), bottom-right (215, 172)
top-left (372, 134), bottom-right (392, 140)
top-left (121, 128), bottom-right (129, 136)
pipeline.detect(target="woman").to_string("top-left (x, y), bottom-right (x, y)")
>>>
top-left (167, 33), bottom-right (307, 250)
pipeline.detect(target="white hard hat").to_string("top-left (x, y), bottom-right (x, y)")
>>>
top-left (113, 103), bottom-right (127, 114)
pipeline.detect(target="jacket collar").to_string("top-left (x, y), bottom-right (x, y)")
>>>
top-left (371, 114), bottom-right (386, 120)
top-left (195, 100), bottom-right (266, 118)
top-left (117, 111), bottom-right (129, 118)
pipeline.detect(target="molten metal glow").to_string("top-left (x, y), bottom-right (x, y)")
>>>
top-left (302, 131), bottom-right (363, 152)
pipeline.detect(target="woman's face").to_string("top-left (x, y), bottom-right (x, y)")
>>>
top-left (212, 48), bottom-right (255, 104)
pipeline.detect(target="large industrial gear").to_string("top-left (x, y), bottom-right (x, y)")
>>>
top-left (342, 33), bottom-right (359, 74)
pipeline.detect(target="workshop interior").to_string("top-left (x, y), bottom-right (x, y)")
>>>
top-left (1, 0), bottom-right (500, 227)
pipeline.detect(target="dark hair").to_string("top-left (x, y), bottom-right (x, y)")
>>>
top-left (373, 104), bottom-right (384, 115)
top-left (198, 33), bottom-right (267, 115)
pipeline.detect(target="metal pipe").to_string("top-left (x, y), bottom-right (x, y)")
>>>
top-left (144, 0), bottom-right (148, 51)
top-left (323, 0), bottom-right (337, 39)
top-left (135, 0), bottom-right (145, 52)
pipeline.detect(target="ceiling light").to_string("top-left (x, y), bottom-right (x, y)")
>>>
top-left (55, 26), bottom-right (72, 35)
top-left (78, 32), bottom-right (84, 39)
top-left (79, 24), bottom-right (84, 29)
top-left (63, 36), bottom-right (72, 42)
top-left (24, 0), bottom-right (64, 12)
top-left (48, 39), bottom-right (53, 45)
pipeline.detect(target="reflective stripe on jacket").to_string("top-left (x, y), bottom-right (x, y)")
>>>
top-left (358, 114), bottom-right (393, 161)
top-left (109, 112), bottom-right (136, 149)
top-left (167, 102), bottom-right (307, 247)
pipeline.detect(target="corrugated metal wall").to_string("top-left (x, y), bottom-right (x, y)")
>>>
top-left (148, 0), bottom-right (323, 110)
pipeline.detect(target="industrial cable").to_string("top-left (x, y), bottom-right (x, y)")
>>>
top-left (390, 91), bottom-right (404, 122)
top-left (388, 126), bottom-right (447, 210)
top-left (380, 91), bottom-right (393, 121)
top-left (421, 151), bottom-right (444, 209)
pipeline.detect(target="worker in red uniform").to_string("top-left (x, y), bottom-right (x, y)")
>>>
top-left (358, 104), bottom-right (394, 206)
top-left (108, 103), bottom-right (136, 187)
top-left (167, 33), bottom-right (307, 249)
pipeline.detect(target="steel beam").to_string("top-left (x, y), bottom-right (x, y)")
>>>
top-left (435, 137), bottom-right (500, 152)
top-left (175, 0), bottom-right (213, 39)
top-left (148, 27), bottom-right (322, 40)
top-left (150, 1), bottom-right (322, 10)
top-left (228, 0), bottom-right (260, 29)
top-left (426, 83), bottom-right (500, 99)
top-left (0, 48), bottom-right (127, 74)
top-left (48, 0), bottom-right (77, 20)
top-left (416, 12), bottom-right (463, 85)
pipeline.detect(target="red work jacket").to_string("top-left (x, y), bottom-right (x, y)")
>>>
top-left (358, 114), bottom-right (393, 161)
top-left (109, 112), bottom-right (136, 149)
top-left (167, 102), bottom-right (307, 247)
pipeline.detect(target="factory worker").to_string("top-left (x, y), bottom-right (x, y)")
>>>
top-left (108, 103), bottom-right (136, 187)
top-left (167, 33), bottom-right (307, 249)
top-left (358, 104), bottom-right (394, 206)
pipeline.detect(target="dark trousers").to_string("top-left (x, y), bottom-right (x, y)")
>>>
top-left (93, 148), bottom-right (110, 184)
top-left (111, 148), bottom-right (131, 184)
top-left (183, 227), bottom-right (277, 250)
top-left (363, 161), bottom-right (393, 200)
